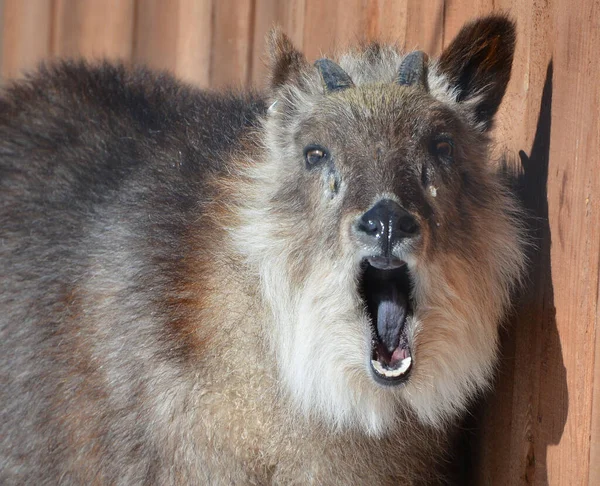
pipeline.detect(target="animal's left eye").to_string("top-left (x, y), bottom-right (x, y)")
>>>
top-left (304, 145), bottom-right (328, 167)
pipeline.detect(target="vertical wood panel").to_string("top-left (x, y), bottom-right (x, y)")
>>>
top-left (404, 0), bottom-right (444, 54)
top-left (370, 0), bottom-right (408, 46)
top-left (134, 0), bottom-right (213, 87)
top-left (332, 0), bottom-right (377, 45)
top-left (591, 287), bottom-right (600, 485)
top-left (302, 0), bottom-right (339, 60)
top-left (0, 0), bottom-right (4, 78)
top-left (134, 0), bottom-right (180, 73)
top-left (302, 0), bottom-right (379, 60)
top-left (172, 0), bottom-right (213, 86)
top-left (545, 0), bottom-right (600, 482)
top-left (52, 0), bottom-right (135, 59)
top-left (251, 0), bottom-right (280, 88)
top-left (1, 0), bottom-right (53, 78)
top-left (209, 0), bottom-right (254, 88)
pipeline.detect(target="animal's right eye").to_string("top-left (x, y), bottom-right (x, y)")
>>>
top-left (304, 145), bottom-right (328, 168)
top-left (430, 137), bottom-right (454, 162)
top-left (434, 140), bottom-right (453, 158)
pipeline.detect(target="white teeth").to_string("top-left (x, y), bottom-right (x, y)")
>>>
top-left (371, 356), bottom-right (412, 378)
top-left (396, 356), bottom-right (412, 374)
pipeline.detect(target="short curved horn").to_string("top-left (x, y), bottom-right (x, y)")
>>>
top-left (397, 51), bottom-right (429, 88)
top-left (314, 59), bottom-right (355, 92)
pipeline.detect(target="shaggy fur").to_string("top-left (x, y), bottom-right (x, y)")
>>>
top-left (0, 16), bottom-right (525, 485)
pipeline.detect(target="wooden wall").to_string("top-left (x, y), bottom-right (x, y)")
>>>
top-left (1, 1), bottom-right (598, 484)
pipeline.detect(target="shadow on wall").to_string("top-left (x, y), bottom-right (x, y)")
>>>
top-left (458, 61), bottom-right (568, 485)
top-left (514, 59), bottom-right (568, 486)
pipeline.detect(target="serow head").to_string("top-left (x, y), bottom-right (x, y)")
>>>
top-left (255, 16), bottom-right (526, 433)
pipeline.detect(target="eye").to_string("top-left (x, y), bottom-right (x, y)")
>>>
top-left (432, 139), bottom-right (454, 160)
top-left (304, 145), bottom-right (328, 168)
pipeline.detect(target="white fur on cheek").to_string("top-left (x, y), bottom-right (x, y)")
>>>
top-left (264, 256), bottom-right (399, 435)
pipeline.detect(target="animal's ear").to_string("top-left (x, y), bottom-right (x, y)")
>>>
top-left (438, 16), bottom-right (516, 131)
top-left (266, 28), bottom-right (309, 90)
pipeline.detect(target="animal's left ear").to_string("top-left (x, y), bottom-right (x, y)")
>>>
top-left (438, 15), bottom-right (516, 131)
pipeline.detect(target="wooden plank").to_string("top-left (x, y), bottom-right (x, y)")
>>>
top-left (467, 0), bottom-right (600, 483)
top-left (0, 0), bottom-right (4, 80)
top-left (332, 0), bottom-right (377, 46)
top-left (133, 0), bottom-right (180, 73)
top-left (134, 0), bottom-right (212, 87)
top-left (469, 0), bottom-right (555, 482)
top-left (403, 0), bottom-right (444, 54)
top-left (173, 0), bottom-right (212, 86)
top-left (371, 0), bottom-right (408, 46)
top-left (52, 0), bottom-right (135, 60)
top-left (301, 0), bottom-right (338, 60)
top-left (1, 0), bottom-right (53, 79)
top-left (544, 0), bottom-right (600, 482)
top-left (209, 0), bottom-right (254, 88)
top-left (250, 0), bottom-right (280, 88)
top-left (302, 0), bottom-right (378, 60)
top-left (590, 267), bottom-right (600, 486)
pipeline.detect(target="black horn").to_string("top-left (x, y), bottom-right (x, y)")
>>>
top-left (314, 59), bottom-right (355, 92)
top-left (397, 51), bottom-right (428, 88)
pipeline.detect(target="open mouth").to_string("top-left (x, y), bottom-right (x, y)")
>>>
top-left (359, 257), bottom-right (414, 385)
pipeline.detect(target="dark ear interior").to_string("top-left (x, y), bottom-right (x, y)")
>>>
top-left (439, 15), bottom-right (516, 130)
top-left (266, 29), bottom-right (309, 90)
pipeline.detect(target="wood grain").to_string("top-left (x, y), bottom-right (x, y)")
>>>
top-left (52, 0), bottom-right (135, 60)
top-left (133, 0), bottom-right (179, 73)
top-left (251, 0), bottom-right (279, 88)
top-left (404, 0), bottom-right (444, 54)
top-left (0, 0), bottom-right (4, 78)
top-left (371, 0), bottom-right (408, 46)
top-left (0, 1), bottom-right (598, 484)
top-left (134, 0), bottom-right (212, 87)
top-left (209, 0), bottom-right (255, 88)
top-left (1, 0), bottom-right (53, 78)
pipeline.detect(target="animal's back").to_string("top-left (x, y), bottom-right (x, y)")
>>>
top-left (0, 61), bottom-right (264, 484)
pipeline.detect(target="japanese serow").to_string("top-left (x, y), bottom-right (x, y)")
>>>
top-left (0, 15), bottom-right (526, 485)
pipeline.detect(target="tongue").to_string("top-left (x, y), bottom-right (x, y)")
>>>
top-left (376, 288), bottom-right (408, 354)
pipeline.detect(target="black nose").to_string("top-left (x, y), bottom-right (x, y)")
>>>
top-left (357, 199), bottom-right (419, 253)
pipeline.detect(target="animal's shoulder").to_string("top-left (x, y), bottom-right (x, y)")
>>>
top-left (0, 61), bottom-right (266, 264)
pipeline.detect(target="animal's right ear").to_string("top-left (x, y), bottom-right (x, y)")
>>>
top-left (266, 28), bottom-right (309, 90)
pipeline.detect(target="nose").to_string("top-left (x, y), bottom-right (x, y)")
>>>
top-left (357, 199), bottom-right (419, 254)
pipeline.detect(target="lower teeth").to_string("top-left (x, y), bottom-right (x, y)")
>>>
top-left (371, 356), bottom-right (412, 378)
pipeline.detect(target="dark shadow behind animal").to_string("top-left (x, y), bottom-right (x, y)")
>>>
top-left (0, 16), bottom-right (526, 485)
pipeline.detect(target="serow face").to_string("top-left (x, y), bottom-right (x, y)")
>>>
top-left (252, 16), bottom-right (526, 433)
